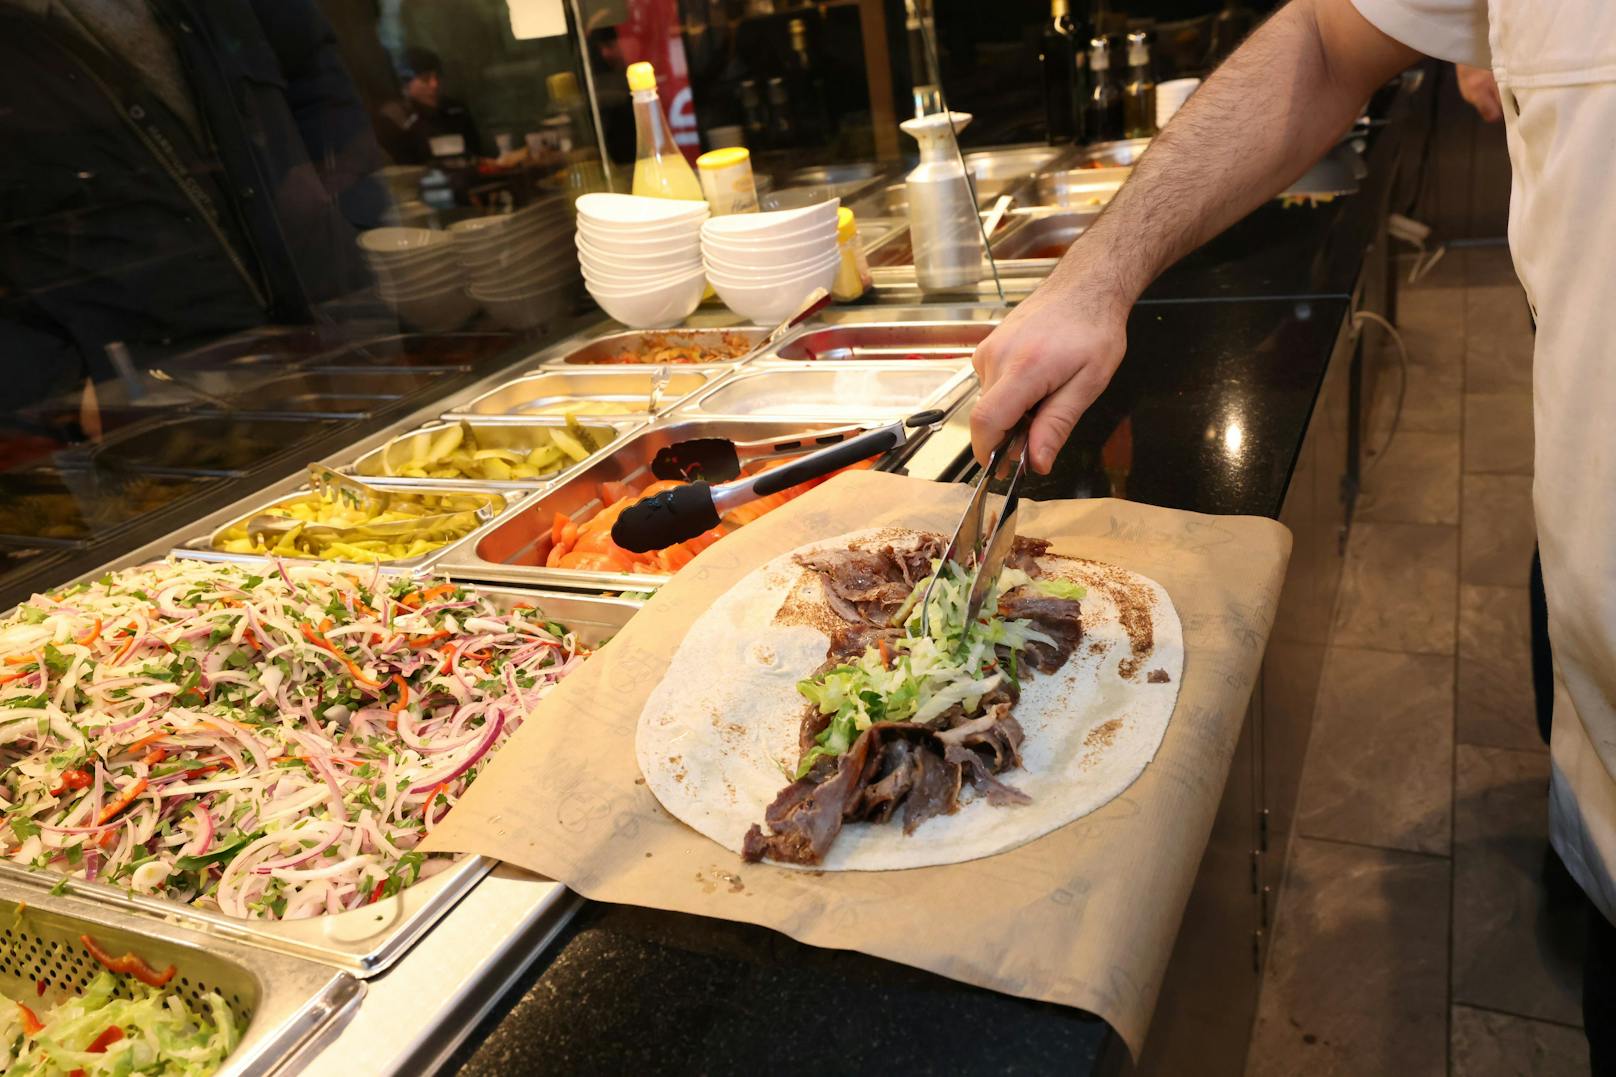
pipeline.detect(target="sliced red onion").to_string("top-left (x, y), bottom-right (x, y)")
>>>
top-left (252, 822), bottom-right (341, 873)
top-left (409, 709), bottom-right (504, 793)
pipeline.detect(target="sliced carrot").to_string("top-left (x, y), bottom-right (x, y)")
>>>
top-left (550, 512), bottom-right (569, 547)
top-left (16, 1001), bottom-right (43, 1035)
top-left (598, 480), bottom-right (637, 504)
top-left (419, 583), bottom-right (456, 603)
top-left (96, 778), bottom-right (148, 826)
top-left (75, 618), bottom-right (102, 647)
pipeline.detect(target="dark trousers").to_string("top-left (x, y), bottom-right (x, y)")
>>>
top-left (1591, 907), bottom-right (1615, 1073)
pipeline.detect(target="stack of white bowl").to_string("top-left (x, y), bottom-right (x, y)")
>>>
top-left (700, 200), bottom-right (841, 323)
top-left (451, 198), bottom-right (578, 330)
top-left (576, 193), bottom-right (709, 328)
top-left (358, 227), bottom-right (477, 332)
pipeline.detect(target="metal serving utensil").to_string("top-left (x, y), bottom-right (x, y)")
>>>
top-left (243, 464), bottom-right (501, 547)
top-left (650, 420), bottom-right (881, 483)
top-left (915, 418), bottom-right (1031, 636)
top-left (646, 364), bottom-right (671, 415)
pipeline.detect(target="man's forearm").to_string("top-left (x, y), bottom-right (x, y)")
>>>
top-left (1052, 0), bottom-right (1419, 306)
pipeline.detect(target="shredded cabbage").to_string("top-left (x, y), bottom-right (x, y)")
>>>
top-left (0, 970), bottom-right (239, 1075)
top-left (0, 560), bottom-right (591, 920)
top-left (794, 558), bottom-right (1075, 777)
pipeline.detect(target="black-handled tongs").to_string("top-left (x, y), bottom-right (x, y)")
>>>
top-left (649, 422), bottom-right (884, 483)
top-left (915, 419), bottom-right (1031, 635)
top-left (611, 409), bottom-right (947, 553)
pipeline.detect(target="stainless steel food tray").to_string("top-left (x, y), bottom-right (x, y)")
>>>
top-left (229, 369), bottom-right (452, 418)
top-left (0, 871), bottom-right (362, 1075)
top-left (346, 417), bottom-right (635, 492)
top-left (767, 321), bottom-right (995, 363)
top-left (0, 586), bottom-right (638, 977)
top-left (541, 327), bottom-right (768, 369)
top-left (449, 368), bottom-right (717, 421)
top-left (82, 414), bottom-right (346, 479)
top-left (989, 209), bottom-right (1100, 273)
top-left (180, 483), bottom-right (523, 577)
top-left (678, 362), bottom-right (975, 421)
top-left (437, 418), bottom-right (903, 593)
top-left (1032, 166), bottom-right (1130, 209)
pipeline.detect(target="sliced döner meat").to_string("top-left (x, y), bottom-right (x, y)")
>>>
top-left (881, 534), bottom-right (945, 586)
top-left (936, 702), bottom-right (1024, 770)
top-left (795, 536), bottom-right (942, 626)
top-left (1007, 536), bottom-right (1052, 574)
top-left (997, 589), bottom-right (1083, 673)
top-left (854, 738), bottom-right (922, 824)
top-left (943, 743), bottom-right (1032, 807)
top-left (903, 743), bottom-right (962, 834)
top-left (743, 727), bottom-right (879, 865)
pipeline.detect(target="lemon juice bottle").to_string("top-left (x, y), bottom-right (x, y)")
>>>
top-left (628, 62), bottom-right (702, 201)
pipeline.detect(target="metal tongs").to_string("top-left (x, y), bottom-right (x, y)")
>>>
top-left (245, 464), bottom-right (497, 545)
top-left (916, 419), bottom-right (1031, 637)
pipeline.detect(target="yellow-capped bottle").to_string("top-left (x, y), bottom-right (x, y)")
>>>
top-left (628, 62), bottom-right (703, 201)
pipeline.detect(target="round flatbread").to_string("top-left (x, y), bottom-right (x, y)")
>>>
top-left (636, 527), bottom-right (1183, 870)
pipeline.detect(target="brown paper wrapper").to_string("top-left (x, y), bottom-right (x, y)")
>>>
top-left (423, 470), bottom-right (1290, 1056)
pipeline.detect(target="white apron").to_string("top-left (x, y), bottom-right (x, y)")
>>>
top-left (1487, 1), bottom-right (1616, 927)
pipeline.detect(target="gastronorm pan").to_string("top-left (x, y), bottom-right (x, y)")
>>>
top-left (1074, 138), bottom-right (1150, 168)
top-left (1032, 166), bottom-right (1130, 209)
top-left (84, 415), bottom-right (344, 479)
top-left (678, 363), bottom-right (974, 421)
top-left (449, 368), bottom-right (715, 421)
top-left (437, 419), bottom-right (905, 593)
top-left (543, 327), bottom-right (768, 368)
top-left (226, 370), bottom-right (451, 418)
top-left (310, 332), bottom-right (515, 372)
top-left (0, 871), bottom-right (362, 1074)
top-left (346, 418), bottom-right (633, 491)
top-left (989, 210), bottom-right (1100, 267)
top-left (184, 483), bottom-right (519, 576)
top-left (0, 468), bottom-right (211, 545)
top-left (166, 327), bottom-right (356, 371)
top-left (0, 585), bottom-right (639, 976)
top-left (768, 322), bottom-right (994, 363)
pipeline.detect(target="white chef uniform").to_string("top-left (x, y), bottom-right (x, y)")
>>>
top-left (1352, 0), bottom-right (1616, 926)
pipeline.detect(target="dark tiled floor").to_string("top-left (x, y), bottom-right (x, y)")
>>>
top-left (1247, 245), bottom-right (1592, 1076)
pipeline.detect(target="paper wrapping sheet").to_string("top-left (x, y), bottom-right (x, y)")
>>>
top-left (423, 470), bottom-right (1291, 1056)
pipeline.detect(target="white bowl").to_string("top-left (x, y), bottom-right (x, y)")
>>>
top-left (709, 256), bottom-right (839, 324)
top-left (576, 240), bottom-right (701, 270)
top-left (471, 263), bottom-right (578, 293)
top-left (585, 268), bottom-right (706, 329)
top-left (700, 216), bottom-right (838, 248)
top-left (451, 212), bottom-right (572, 253)
top-left (704, 249), bottom-right (839, 288)
top-left (575, 193), bottom-right (708, 227)
top-left (577, 220), bottom-right (708, 250)
top-left (577, 251), bottom-right (699, 283)
top-left (383, 285), bottom-right (480, 332)
top-left (580, 264), bottom-right (693, 292)
top-left (470, 281), bottom-right (574, 330)
top-left (704, 256), bottom-right (838, 288)
top-left (576, 230), bottom-right (703, 263)
top-left (359, 227), bottom-right (453, 255)
top-left (699, 199), bottom-right (839, 240)
top-left (701, 235), bottom-right (838, 274)
top-left (459, 233), bottom-right (577, 272)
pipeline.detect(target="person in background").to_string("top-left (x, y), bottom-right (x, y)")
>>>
top-left (0, 0), bottom-right (385, 412)
top-left (967, 0), bottom-right (1615, 1065)
top-left (376, 46), bottom-right (482, 164)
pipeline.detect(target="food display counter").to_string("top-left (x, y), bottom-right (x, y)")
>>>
top-left (0, 47), bottom-right (1417, 1067)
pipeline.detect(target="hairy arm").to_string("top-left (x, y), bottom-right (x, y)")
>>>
top-left (971, 0), bottom-right (1421, 470)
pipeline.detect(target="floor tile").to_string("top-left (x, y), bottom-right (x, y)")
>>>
top-left (1395, 360), bottom-right (1464, 435)
top-left (1296, 648), bottom-right (1454, 854)
top-left (1465, 285), bottom-right (1535, 393)
top-left (1464, 244), bottom-right (1524, 288)
top-left (1461, 474), bottom-right (1536, 587)
top-left (1464, 394), bottom-right (1535, 475)
top-left (1453, 745), bottom-right (1586, 1026)
top-left (1451, 1006), bottom-right (1589, 1076)
top-left (1397, 288), bottom-right (1466, 369)
top-left (1333, 523), bottom-right (1458, 656)
top-left (1359, 432), bottom-right (1460, 525)
top-left (1247, 839), bottom-right (1449, 1077)
top-left (1457, 585), bottom-right (1542, 752)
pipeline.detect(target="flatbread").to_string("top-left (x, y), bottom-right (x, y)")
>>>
top-left (636, 528), bottom-right (1183, 870)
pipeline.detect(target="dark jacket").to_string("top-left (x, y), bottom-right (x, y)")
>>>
top-left (0, 0), bottom-right (384, 405)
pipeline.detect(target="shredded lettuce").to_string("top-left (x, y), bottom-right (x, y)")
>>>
top-left (0, 970), bottom-right (240, 1075)
top-left (794, 557), bottom-right (1077, 777)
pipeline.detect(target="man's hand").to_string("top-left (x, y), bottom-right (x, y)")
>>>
top-left (1456, 64), bottom-right (1503, 123)
top-left (970, 271), bottom-right (1128, 474)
